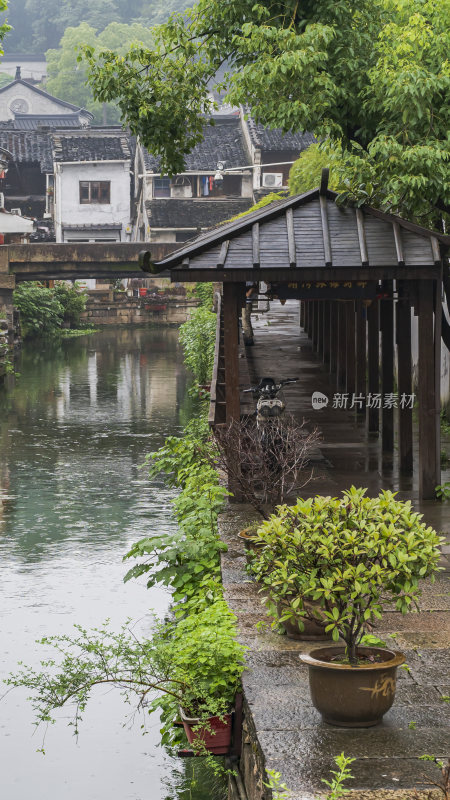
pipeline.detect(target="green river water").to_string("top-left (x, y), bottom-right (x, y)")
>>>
top-left (0, 328), bottom-right (226, 800)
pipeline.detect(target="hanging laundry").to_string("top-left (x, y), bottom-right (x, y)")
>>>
top-left (209, 176), bottom-right (214, 191)
top-left (202, 176), bottom-right (209, 196)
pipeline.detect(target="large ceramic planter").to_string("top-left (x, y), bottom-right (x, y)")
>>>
top-left (276, 601), bottom-right (331, 641)
top-left (179, 707), bottom-right (232, 755)
top-left (300, 646), bottom-right (405, 727)
top-left (238, 527), bottom-right (265, 555)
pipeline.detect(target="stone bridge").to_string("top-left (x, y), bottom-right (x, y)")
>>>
top-left (0, 242), bottom-right (176, 328)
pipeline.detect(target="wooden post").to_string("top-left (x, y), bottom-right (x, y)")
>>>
top-left (434, 276), bottom-right (442, 483)
top-left (311, 302), bottom-right (317, 349)
top-left (330, 302), bottom-right (338, 375)
top-left (380, 294), bottom-right (394, 452)
top-left (356, 301), bottom-right (366, 412)
top-left (337, 302), bottom-right (346, 390)
top-left (300, 300), bottom-right (305, 330)
top-left (367, 300), bottom-right (379, 433)
top-left (317, 301), bottom-right (323, 356)
top-left (418, 280), bottom-right (439, 498)
top-left (323, 300), bottom-right (330, 365)
top-left (223, 283), bottom-right (240, 423)
top-left (396, 283), bottom-right (413, 473)
top-left (346, 301), bottom-right (356, 401)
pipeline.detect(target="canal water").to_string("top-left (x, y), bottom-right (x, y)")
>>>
top-left (0, 328), bottom-right (225, 800)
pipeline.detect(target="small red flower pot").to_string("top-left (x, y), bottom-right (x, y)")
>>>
top-left (179, 707), bottom-right (232, 755)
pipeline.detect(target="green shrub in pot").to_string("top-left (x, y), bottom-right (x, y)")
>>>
top-left (248, 487), bottom-right (443, 663)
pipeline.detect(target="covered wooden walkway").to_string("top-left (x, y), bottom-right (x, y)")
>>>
top-left (147, 177), bottom-right (450, 499)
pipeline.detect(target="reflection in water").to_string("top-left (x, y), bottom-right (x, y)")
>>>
top-left (0, 329), bottom-right (226, 800)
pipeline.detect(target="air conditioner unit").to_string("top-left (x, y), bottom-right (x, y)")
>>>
top-left (261, 173), bottom-right (283, 189)
top-left (11, 207), bottom-right (22, 215)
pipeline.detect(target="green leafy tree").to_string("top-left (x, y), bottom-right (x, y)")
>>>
top-left (46, 22), bottom-right (155, 122)
top-left (1, 0), bottom-right (191, 53)
top-left (82, 0), bottom-right (449, 228)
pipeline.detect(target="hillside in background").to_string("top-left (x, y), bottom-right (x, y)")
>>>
top-left (1, 0), bottom-right (191, 53)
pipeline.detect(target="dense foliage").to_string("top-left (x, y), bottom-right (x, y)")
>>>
top-left (178, 291), bottom-right (215, 387)
top-left (82, 0), bottom-right (449, 227)
top-left (13, 282), bottom-right (87, 338)
top-left (249, 487), bottom-right (443, 662)
top-left (46, 22), bottom-right (155, 123)
top-left (1, 0), bottom-right (190, 53)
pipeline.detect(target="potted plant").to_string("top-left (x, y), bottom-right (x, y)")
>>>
top-left (5, 600), bottom-right (246, 756)
top-left (249, 487), bottom-right (443, 725)
top-left (247, 508), bottom-right (333, 641)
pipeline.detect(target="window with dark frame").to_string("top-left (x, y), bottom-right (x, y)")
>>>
top-left (79, 181), bottom-right (111, 204)
top-left (153, 177), bottom-right (171, 198)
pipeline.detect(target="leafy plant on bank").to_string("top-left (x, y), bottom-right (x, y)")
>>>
top-left (13, 283), bottom-right (65, 338)
top-left (248, 487), bottom-right (443, 663)
top-left (13, 282), bottom-right (88, 338)
top-left (124, 416), bottom-right (229, 608)
top-left (194, 282), bottom-right (214, 310)
top-left (53, 282), bottom-right (87, 327)
top-left (178, 306), bottom-right (216, 388)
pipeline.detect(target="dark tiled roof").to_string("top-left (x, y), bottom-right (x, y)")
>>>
top-left (53, 132), bottom-right (131, 162)
top-left (156, 189), bottom-right (448, 274)
top-left (13, 112), bottom-right (84, 130)
top-left (0, 128), bottom-right (53, 172)
top-left (142, 116), bottom-right (249, 172)
top-left (145, 198), bottom-right (253, 229)
top-left (244, 109), bottom-right (315, 152)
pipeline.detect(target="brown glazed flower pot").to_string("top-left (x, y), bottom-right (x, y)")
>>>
top-left (179, 707), bottom-right (232, 755)
top-left (238, 527), bottom-right (264, 554)
top-left (276, 601), bottom-right (332, 641)
top-left (300, 646), bottom-right (405, 727)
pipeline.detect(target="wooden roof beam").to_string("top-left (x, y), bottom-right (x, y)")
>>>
top-left (252, 223), bottom-right (260, 268)
top-left (393, 221), bottom-right (405, 267)
top-left (319, 194), bottom-right (332, 267)
top-left (356, 208), bottom-right (369, 267)
top-left (286, 208), bottom-right (296, 268)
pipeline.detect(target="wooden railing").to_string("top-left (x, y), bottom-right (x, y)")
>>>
top-left (208, 291), bottom-right (226, 427)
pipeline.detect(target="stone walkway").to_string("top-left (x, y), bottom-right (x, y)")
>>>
top-left (222, 301), bottom-right (450, 800)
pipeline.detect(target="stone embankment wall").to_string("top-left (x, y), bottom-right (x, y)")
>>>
top-left (80, 290), bottom-right (198, 326)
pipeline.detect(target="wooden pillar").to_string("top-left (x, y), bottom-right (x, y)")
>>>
top-left (367, 300), bottom-right (379, 433)
top-left (317, 301), bottom-right (323, 356)
top-left (434, 277), bottom-right (442, 483)
top-left (380, 294), bottom-right (394, 452)
top-left (330, 302), bottom-right (338, 375)
top-left (346, 301), bottom-right (356, 401)
top-left (312, 302), bottom-right (318, 349)
top-left (223, 283), bottom-right (240, 423)
top-left (418, 279), bottom-right (439, 498)
top-left (396, 283), bottom-right (413, 473)
top-left (323, 300), bottom-right (330, 365)
top-left (337, 302), bottom-right (346, 390)
top-left (300, 300), bottom-right (305, 330)
top-left (308, 301), bottom-right (313, 339)
top-left (356, 301), bottom-right (366, 411)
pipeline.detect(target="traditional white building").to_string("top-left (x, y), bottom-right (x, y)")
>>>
top-left (52, 128), bottom-right (132, 288)
top-left (52, 128), bottom-right (132, 245)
